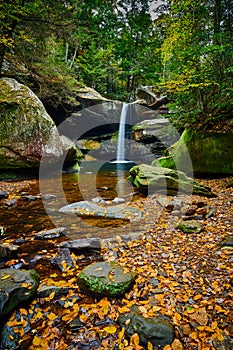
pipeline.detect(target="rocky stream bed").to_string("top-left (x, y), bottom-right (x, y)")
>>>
top-left (0, 175), bottom-right (232, 350)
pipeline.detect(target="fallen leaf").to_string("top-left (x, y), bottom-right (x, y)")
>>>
top-left (103, 326), bottom-right (117, 334)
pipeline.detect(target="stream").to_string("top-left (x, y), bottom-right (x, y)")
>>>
top-left (0, 162), bottom-right (146, 264)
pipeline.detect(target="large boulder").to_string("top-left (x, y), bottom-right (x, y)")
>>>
top-left (128, 164), bottom-right (215, 197)
top-left (0, 78), bottom-right (62, 168)
top-left (0, 268), bottom-right (39, 316)
top-left (76, 261), bottom-right (137, 297)
top-left (153, 128), bottom-right (233, 175)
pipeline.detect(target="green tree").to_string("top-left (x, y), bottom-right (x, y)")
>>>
top-left (160, 0), bottom-right (233, 129)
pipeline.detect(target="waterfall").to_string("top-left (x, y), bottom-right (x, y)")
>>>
top-left (116, 102), bottom-right (128, 162)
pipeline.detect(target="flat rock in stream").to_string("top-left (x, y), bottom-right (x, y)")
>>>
top-left (59, 200), bottom-right (143, 220)
top-left (34, 227), bottom-right (67, 240)
top-left (60, 238), bottom-right (101, 252)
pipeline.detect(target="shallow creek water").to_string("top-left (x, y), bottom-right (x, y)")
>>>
top-left (0, 162), bottom-right (146, 256)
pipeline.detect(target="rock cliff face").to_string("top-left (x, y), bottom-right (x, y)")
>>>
top-left (153, 129), bottom-right (233, 175)
top-left (0, 78), bottom-right (62, 168)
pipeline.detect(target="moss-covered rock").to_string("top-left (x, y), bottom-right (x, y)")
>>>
top-left (0, 78), bottom-right (62, 168)
top-left (0, 268), bottom-right (39, 316)
top-left (176, 220), bottom-right (203, 234)
top-left (152, 129), bottom-right (233, 175)
top-left (76, 261), bottom-right (137, 297)
top-left (128, 164), bottom-right (215, 197)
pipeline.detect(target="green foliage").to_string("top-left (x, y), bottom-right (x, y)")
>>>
top-left (160, 0), bottom-right (233, 129)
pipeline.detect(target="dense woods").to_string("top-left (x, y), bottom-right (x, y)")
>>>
top-left (0, 0), bottom-right (232, 128)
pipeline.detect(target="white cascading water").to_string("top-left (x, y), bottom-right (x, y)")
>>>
top-left (116, 102), bottom-right (128, 162)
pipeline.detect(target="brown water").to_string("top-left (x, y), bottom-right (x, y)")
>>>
top-left (0, 162), bottom-right (145, 242)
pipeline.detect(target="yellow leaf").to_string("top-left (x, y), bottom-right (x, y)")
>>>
top-left (190, 332), bottom-right (198, 341)
top-left (148, 341), bottom-right (153, 350)
top-left (50, 273), bottom-right (58, 278)
top-left (21, 282), bottom-right (32, 288)
top-left (47, 312), bottom-right (57, 321)
top-left (49, 291), bottom-right (55, 300)
top-left (118, 306), bottom-right (130, 314)
top-left (103, 326), bottom-right (117, 334)
top-left (119, 327), bottom-right (125, 342)
top-left (163, 345), bottom-right (172, 350)
top-left (32, 336), bottom-right (42, 346)
top-left (1, 274), bottom-right (11, 280)
top-left (172, 339), bottom-right (184, 350)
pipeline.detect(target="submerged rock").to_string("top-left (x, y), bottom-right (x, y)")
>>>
top-left (77, 261), bottom-right (137, 297)
top-left (118, 306), bottom-right (174, 348)
top-left (129, 164), bottom-right (215, 197)
top-left (0, 268), bottom-right (39, 316)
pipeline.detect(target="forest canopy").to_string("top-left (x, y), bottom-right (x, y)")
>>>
top-left (0, 0), bottom-right (232, 128)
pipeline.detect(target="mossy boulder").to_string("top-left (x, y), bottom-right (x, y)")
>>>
top-left (176, 220), bottom-right (203, 234)
top-left (0, 268), bottom-right (39, 316)
top-left (128, 164), bottom-right (215, 197)
top-left (118, 306), bottom-right (174, 348)
top-left (0, 78), bottom-right (62, 168)
top-left (153, 128), bottom-right (233, 175)
top-left (76, 261), bottom-right (137, 297)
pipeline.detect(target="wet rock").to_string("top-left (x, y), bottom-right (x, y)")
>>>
top-left (51, 248), bottom-right (74, 271)
top-left (5, 199), bottom-right (16, 207)
top-left (118, 306), bottom-right (174, 348)
top-left (36, 285), bottom-right (69, 298)
top-left (0, 268), bottom-right (39, 316)
top-left (59, 200), bottom-right (143, 220)
top-left (219, 236), bottom-right (233, 248)
top-left (176, 220), bottom-right (203, 234)
top-left (41, 194), bottom-right (57, 200)
top-left (69, 317), bottom-right (86, 330)
top-left (24, 195), bottom-right (38, 201)
top-left (0, 242), bottom-right (19, 259)
top-left (205, 207), bottom-right (216, 218)
top-left (212, 333), bottom-right (233, 350)
top-left (91, 197), bottom-right (105, 204)
top-left (183, 205), bottom-right (197, 216)
top-left (0, 190), bottom-right (8, 199)
top-left (60, 238), bottom-right (101, 253)
top-left (34, 227), bottom-right (67, 240)
top-left (112, 197), bottom-right (126, 204)
top-left (77, 261), bottom-right (137, 297)
top-left (0, 305), bottom-right (34, 349)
